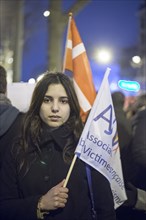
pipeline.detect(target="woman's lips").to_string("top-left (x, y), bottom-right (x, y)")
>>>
top-left (49, 116), bottom-right (61, 121)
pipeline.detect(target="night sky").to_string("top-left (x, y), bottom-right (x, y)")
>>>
top-left (22, 0), bottom-right (141, 92)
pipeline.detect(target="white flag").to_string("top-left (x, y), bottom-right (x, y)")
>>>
top-left (75, 68), bottom-right (127, 208)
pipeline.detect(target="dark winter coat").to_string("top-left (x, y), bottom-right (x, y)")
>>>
top-left (130, 108), bottom-right (146, 190)
top-left (116, 108), bottom-right (146, 220)
top-left (0, 123), bottom-right (116, 220)
top-left (113, 105), bottom-right (132, 183)
top-left (0, 96), bottom-right (25, 169)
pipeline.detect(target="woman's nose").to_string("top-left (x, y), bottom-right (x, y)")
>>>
top-left (51, 101), bottom-right (59, 113)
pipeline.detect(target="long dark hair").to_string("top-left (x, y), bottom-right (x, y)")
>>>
top-left (15, 72), bottom-right (83, 171)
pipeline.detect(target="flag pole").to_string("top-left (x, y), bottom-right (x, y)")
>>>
top-left (63, 154), bottom-right (77, 187)
top-left (63, 13), bottom-right (77, 187)
top-left (62, 12), bottom-right (72, 73)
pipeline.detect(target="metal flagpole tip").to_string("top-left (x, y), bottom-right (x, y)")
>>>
top-left (69, 12), bottom-right (73, 17)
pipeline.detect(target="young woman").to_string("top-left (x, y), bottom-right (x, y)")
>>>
top-left (0, 72), bottom-right (116, 220)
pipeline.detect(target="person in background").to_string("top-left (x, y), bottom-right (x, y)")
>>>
top-left (0, 72), bottom-right (116, 220)
top-left (128, 107), bottom-right (146, 219)
top-left (121, 108), bottom-right (146, 220)
top-left (111, 91), bottom-right (132, 181)
top-left (113, 91), bottom-right (146, 219)
top-left (111, 91), bottom-right (132, 150)
top-left (126, 93), bottom-right (146, 121)
top-left (0, 65), bottom-right (24, 169)
top-left (111, 91), bottom-right (134, 220)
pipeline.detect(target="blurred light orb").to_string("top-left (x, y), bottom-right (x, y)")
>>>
top-left (28, 78), bottom-right (36, 84)
top-left (132, 56), bottom-right (141, 64)
top-left (95, 49), bottom-right (112, 64)
top-left (7, 57), bottom-right (13, 64)
top-left (43, 10), bottom-right (50, 17)
top-left (110, 82), bottom-right (118, 91)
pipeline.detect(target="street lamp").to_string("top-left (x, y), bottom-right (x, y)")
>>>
top-left (131, 55), bottom-right (142, 68)
top-left (43, 10), bottom-right (50, 17)
top-left (132, 55), bottom-right (141, 64)
top-left (95, 48), bottom-right (112, 64)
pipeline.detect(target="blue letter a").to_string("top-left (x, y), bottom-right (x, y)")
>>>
top-left (93, 105), bottom-right (113, 135)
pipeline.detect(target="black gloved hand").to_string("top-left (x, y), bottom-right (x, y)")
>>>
top-left (123, 182), bottom-right (137, 208)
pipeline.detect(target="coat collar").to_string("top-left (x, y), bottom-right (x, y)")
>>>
top-left (39, 121), bottom-right (74, 151)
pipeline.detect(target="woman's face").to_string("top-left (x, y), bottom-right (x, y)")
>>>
top-left (40, 83), bottom-right (71, 127)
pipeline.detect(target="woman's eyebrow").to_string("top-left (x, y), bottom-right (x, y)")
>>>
top-left (44, 95), bottom-right (68, 98)
top-left (60, 96), bottom-right (68, 98)
top-left (44, 95), bottom-right (51, 97)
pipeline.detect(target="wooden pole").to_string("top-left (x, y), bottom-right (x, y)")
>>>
top-left (63, 154), bottom-right (77, 187)
top-left (62, 12), bottom-right (73, 73)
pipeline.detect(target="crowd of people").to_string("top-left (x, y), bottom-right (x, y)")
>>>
top-left (0, 65), bottom-right (145, 220)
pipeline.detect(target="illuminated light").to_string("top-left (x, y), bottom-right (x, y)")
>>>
top-left (110, 82), bottom-right (118, 91)
top-left (28, 78), bottom-right (36, 84)
top-left (7, 57), bottom-right (13, 64)
top-left (118, 80), bottom-right (140, 92)
top-left (132, 56), bottom-right (141, 64)
top-left (43, 10), bottom-right (50, 17)
top-left (95, 49), bottom-right (112, 64)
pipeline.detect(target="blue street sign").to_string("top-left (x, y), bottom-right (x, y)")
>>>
top-left (118, 80), bottom-right (140, 92)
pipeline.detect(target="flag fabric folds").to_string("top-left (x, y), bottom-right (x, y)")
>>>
top-left (75, 68), bottom-right (127, 209)
top-left (63, 14), bottom-right (96, 122)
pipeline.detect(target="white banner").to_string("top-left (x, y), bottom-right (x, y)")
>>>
top-left (75, 68), bottom-right (127, 208)
top-left (7, 83), bottom-right (35, 112)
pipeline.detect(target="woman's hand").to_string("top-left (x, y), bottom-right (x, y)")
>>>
top-left (39, 179), bottom-right (69, 211)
